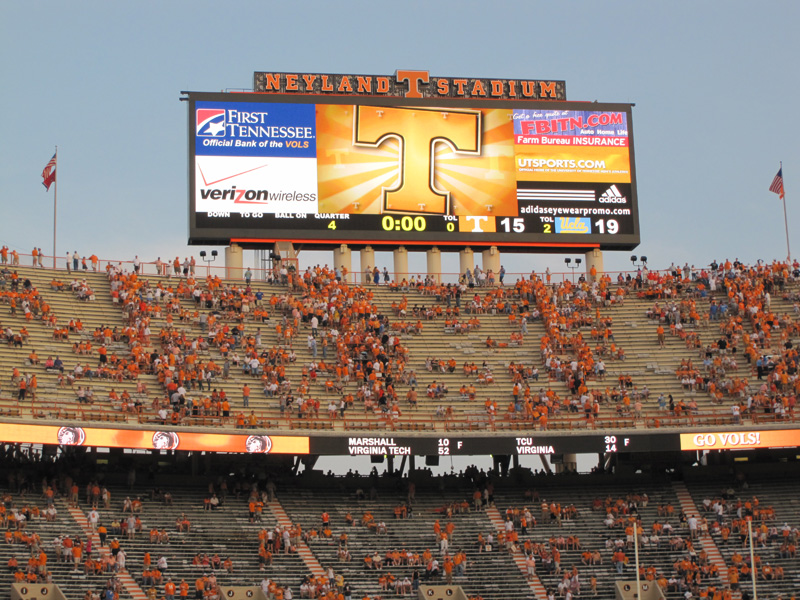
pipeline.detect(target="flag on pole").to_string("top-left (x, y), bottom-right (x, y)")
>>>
top-left (769, 167), bottom-right (785, 200)
top-left (42, 153), bottom-right (57, 191)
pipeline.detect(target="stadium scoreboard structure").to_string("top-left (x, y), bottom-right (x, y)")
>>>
top-left (3, 422), bottom-right (800, 457)
top-left (187, 69), bottom-right (640, 251)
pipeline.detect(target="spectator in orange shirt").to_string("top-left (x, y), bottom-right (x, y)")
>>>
top-left (164, 579), bottom-right (176, 600)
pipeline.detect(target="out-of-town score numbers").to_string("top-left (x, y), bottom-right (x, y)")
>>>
top-left (188, 90), bottom-right (640, 250)
top-left (338, 435), bottom-right (648, 457)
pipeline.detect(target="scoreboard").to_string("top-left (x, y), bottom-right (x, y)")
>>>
top-left (7, 421), bottom-right (800, 455)
top-left (187, 89), bottom-right (640, 251)
top-left (323, 433), bottom-right (658, 456)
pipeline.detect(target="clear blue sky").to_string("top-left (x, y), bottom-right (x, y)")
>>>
top-left (2, 1), bottom-right (798, 278)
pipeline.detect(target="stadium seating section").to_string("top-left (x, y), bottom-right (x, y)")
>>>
top-left (1, 463), bottom-right (799, 600)
top-left (0, 258), bottom-right (799, 599)
top-left (1, 260), bottom-right (797, 431)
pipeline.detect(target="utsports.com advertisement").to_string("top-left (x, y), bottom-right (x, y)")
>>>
top-left (513, 108), bottom-right (631, 184)
top-left (192, 101), bottom-right (632, 218)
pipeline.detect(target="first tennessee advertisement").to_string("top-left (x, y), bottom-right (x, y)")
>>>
top-left (194, 101), bottom-right (318, 215)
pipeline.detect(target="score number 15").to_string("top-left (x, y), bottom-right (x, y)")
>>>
top-left (500, 218), bottom-right (525, 233)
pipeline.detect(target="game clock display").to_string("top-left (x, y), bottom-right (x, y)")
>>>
top-left (188, 92), bottom-right (640, 250)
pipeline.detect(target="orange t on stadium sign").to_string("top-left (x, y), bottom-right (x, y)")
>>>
top-left (253, 69), bottom-right (566, 101)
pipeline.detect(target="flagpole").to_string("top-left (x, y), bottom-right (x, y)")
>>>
top-left (780, 161), bottom-right (791, 263)
top-left (53, 146), bottom-right (58, 270)
top-left (747, 518), bottom-right (758, 600)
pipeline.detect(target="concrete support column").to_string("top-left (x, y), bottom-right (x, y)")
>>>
top-left (225, 243), bottom-right (243, 280)
top-left (333, 244), bottom-right (352, 283)
top-left (555, 453), bottom-right (578, 474)
top-left (459, 247), bottom-right (474, 278)
top-left (539, 455), bottom-right (552, 475)
top-left (393, 246), bottom-right (409, 284)
top-left (426, 247), bottom-right (442, 284)
top-left (585, 248), bottom-right (604, 282)
top-left (482, 246), bottom-right (501, 282)
top-left (360, 246), bottom-right (375, 284)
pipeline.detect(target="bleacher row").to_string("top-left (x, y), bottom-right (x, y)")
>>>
top-left (1, 470), bottom-right (799, 600)
top-left (0, 260), bottom-right (798, 434)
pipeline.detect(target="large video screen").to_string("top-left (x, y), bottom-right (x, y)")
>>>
top-left (188, 93), bottom-right (639, 250)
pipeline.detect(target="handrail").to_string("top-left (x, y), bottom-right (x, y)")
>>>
top-left (2, 249), bottom-right (738, 286)
top-left (4, 395), bottom-right (791, 433)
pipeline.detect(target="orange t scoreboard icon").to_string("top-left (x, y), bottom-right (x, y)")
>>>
top-left (353, 105), bottom-right (481, 215)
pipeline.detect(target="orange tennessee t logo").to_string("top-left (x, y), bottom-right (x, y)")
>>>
top-left (395, 69), bottom-right (429, 98)
top-left (354, 106), bottom-right (481, 215)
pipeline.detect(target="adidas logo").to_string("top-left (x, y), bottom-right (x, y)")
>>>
top-left (598, 185), bottom-right (627, 204)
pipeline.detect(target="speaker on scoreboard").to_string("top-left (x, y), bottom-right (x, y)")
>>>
top-left (370, 455), bottom-right (384, 464)
top-left (425, 456), bottom-right (439, 466)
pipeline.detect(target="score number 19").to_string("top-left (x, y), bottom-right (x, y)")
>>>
top-left (595, 219), bottom-right (619, 234)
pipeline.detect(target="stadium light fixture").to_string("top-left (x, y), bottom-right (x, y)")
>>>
top-left (565, 257), bottom-right (580, 283)
top-left (630, 255), bottom-right (647, 270)
top-left (200, 249), bottom-right (218, 276)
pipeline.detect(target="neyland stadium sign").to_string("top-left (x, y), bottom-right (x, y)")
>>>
top-left (253, 69), bottom-right (566, 101)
